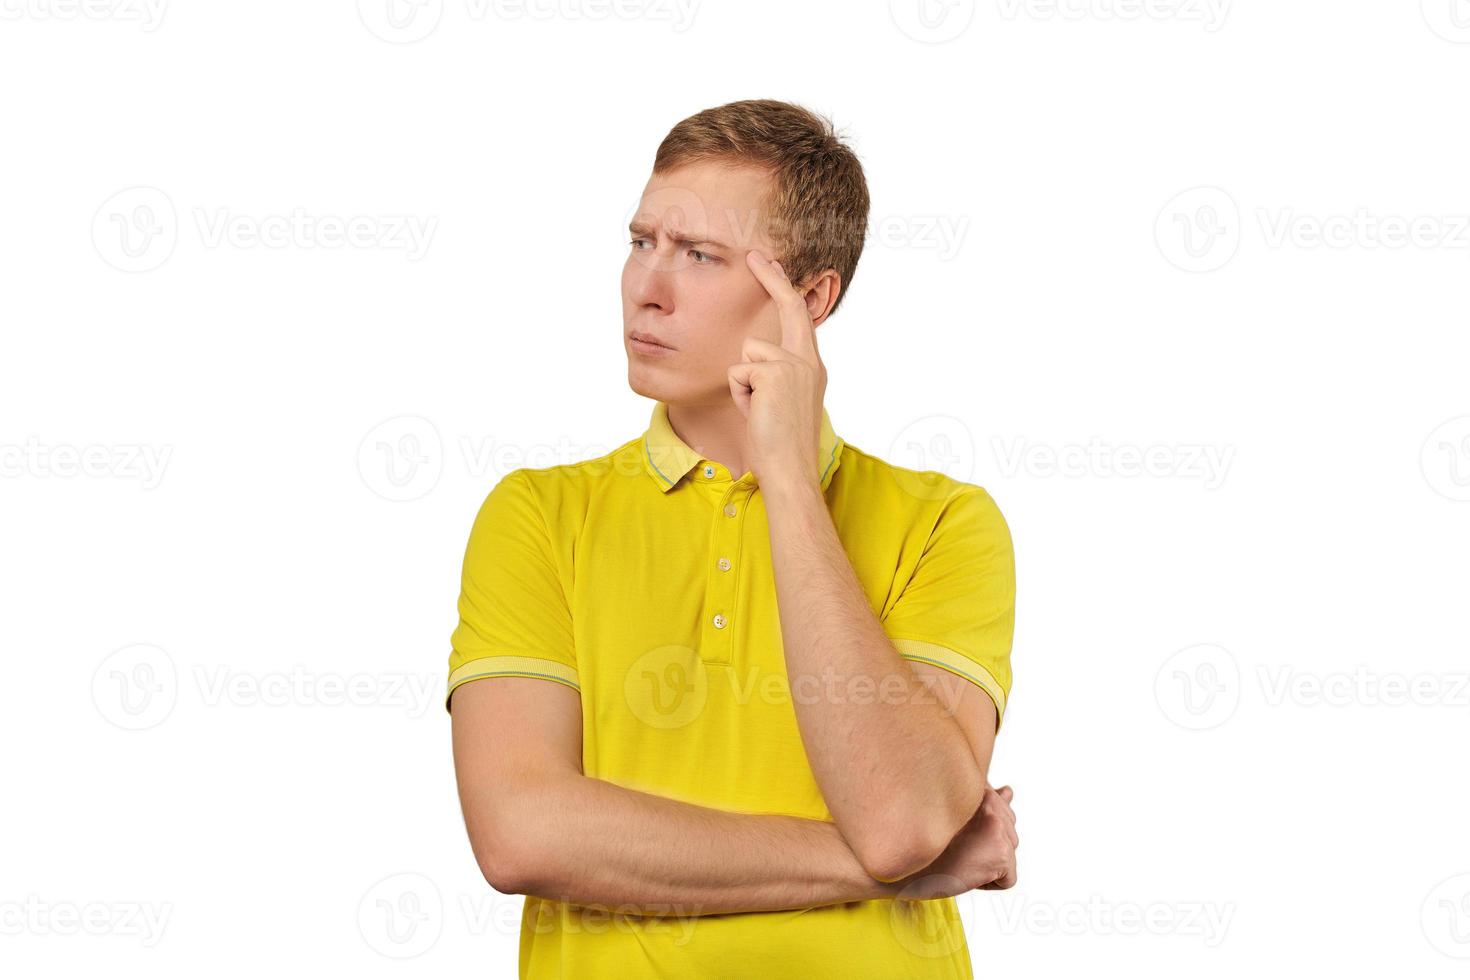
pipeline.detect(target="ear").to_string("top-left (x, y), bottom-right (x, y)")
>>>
top-left (799, 268), bottom-right (843, 328)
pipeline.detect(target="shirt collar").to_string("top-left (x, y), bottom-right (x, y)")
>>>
top-left (641, 400), bottom-right (844, 493)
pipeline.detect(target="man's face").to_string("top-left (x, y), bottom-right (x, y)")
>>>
top-left (621, 160), bottom-right (787, 406)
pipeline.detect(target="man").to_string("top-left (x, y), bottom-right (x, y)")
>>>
top-left (447, 99), bottom-right (1018, 979)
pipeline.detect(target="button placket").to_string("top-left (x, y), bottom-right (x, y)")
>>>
top-left (700, 485), bottom-right (748, 666)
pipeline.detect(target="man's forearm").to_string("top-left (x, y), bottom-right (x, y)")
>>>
top-left (760, 474), bottom-right (984, 878)
top-left (494, 770), bottom-right (903, 916)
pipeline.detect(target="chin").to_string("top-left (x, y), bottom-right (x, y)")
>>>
top-left (627, 369), bottom-right (669, 402)
top-left (626, 368), bottom-right (707, 406)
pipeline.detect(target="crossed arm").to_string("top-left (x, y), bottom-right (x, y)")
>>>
top-left (760, 477), bottom-right (997, 882)
top-left (450, 674), bottom-right (1011, 917)
top-left (452, 677), bottom-right (896, 915)
top-left (450, 472), bottom-right (1012, 913)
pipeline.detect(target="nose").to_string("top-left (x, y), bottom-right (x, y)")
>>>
top-left (624, 246), bottom-right (677, 312)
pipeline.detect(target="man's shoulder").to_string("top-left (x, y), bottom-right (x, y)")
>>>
top-left (834, 442), bottom-right (1013, 570)
top-left (492, 435), bottom-right (649, 502)
top-left (836, 440), bottom-right (1000, 513)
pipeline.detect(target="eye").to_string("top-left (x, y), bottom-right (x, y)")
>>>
top-left (629, 237), bottom-right (650, 250)
top-left (689, 249), bottom-right (714, 264)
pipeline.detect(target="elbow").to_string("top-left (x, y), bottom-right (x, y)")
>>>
top-left (852, 814), bottom-right (959, 884)
top-left (856, 829), bottom-right (949, 884)
top-left (854, 774), bottom-right (986, 884)
top-left (470, 795), bottom-right (558, 897)
top-left (472, 823), bottom-right (538, 895)
top-left (478, 845), bottom-right (533, 896)
top-left (480, 837), bottom-right (570, 898)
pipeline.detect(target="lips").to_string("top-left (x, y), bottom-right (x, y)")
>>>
top-left (629, 331), bottom-right (674, 350)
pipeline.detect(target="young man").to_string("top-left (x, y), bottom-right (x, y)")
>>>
top-left (447, 99), bottom-right (1018, 979)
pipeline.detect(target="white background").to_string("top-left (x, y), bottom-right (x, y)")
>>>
top-left (3, 1), bottom-right (1469, 977)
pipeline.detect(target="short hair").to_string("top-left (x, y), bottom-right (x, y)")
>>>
top-left (652, 98), bottom-right (871, 319)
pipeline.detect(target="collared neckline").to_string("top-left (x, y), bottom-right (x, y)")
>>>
top-left (641, 400), bottom-right (844, 493)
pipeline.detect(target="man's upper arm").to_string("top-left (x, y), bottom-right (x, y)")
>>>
top-left (446, 469), bottom-right (584, 890)
top-left (881, 486), bottom-right (1016, 735)
top-left (906, 659), bottom-right (998, 783)
top-left (451, 675), bottom-right (581, 892)
top-left (445, 468), bottom-right (580, 712)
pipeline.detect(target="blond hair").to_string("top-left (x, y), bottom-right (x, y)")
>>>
top-left (653, 99), bottom-right (871, 318)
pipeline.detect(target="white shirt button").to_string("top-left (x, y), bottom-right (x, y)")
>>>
top-left (717, 557), bottom-right (731, 571)
top-left (712, 614), bottom-right (727, 629)
top-left (703, 465), bottom-right (715, 478)
top-left (724, 503), bottom-right (737, 517)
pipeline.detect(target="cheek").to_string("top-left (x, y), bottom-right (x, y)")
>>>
top-left (619, 257), bottom-right (635, 300)
top-left (708, 274), bottom-right (769, 329)
top-left (696, 281), bottom-right (766, 347)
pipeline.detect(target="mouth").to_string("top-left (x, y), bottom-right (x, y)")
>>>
top-left (628, 331), bottom-right (676, 354)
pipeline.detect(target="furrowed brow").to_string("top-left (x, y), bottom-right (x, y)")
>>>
top-left (628, 220), bottom-right (730, 251)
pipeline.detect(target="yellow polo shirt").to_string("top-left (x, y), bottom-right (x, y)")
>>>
top-left (447, 400), bottom-right (1015, 979)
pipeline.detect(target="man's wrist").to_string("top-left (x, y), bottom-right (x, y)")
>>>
top-left (759, 469), bottom-right (824, 507)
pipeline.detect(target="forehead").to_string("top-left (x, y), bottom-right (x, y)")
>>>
top-left (632, 160), bottom-right (775, 247)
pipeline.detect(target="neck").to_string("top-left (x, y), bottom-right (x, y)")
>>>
top-left (666, 399), bottom-right (753, 479)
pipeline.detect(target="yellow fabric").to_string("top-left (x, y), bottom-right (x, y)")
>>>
top-left (447, 400), bottom-right (1016, 979)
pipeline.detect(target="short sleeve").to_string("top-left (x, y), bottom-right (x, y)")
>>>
top-left (445, 469), bottom-right (579, 712)
top-left (881, 487), bottom-right (1015, 731)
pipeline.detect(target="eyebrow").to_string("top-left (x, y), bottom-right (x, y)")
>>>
top-left (628, 220), bottom-right (731, 251)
